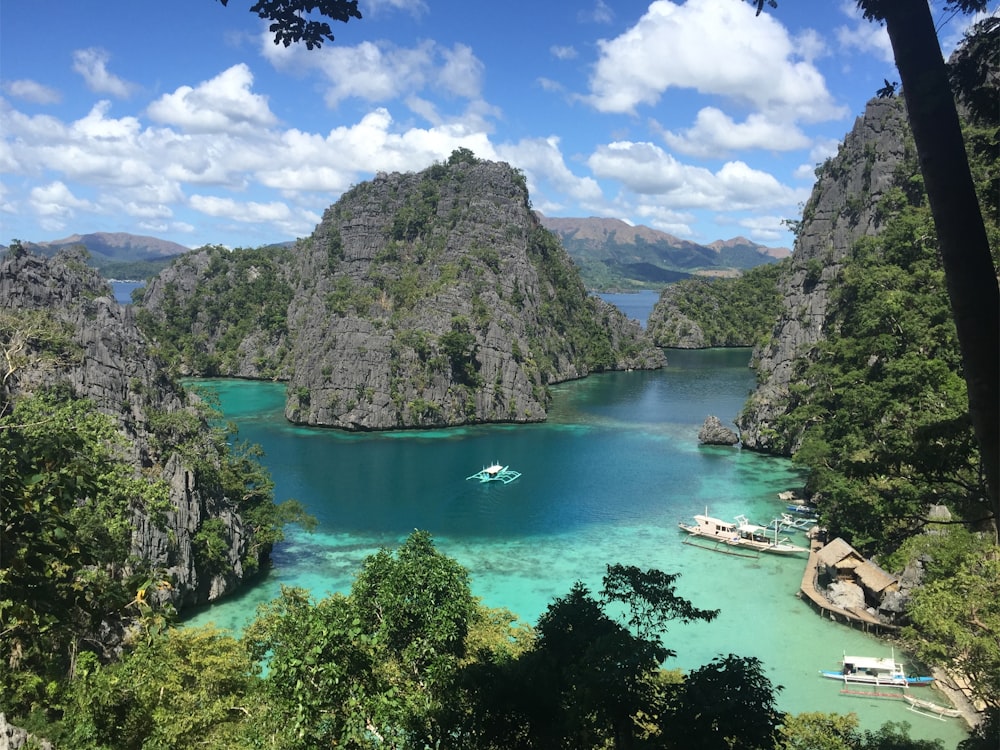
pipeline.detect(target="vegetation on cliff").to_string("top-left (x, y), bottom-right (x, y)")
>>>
top-left (0, 246), bottom-right (310, 719)
top-left (646, 260), bottom-right (787, 348)
top-left (135, 244), bottom-right (294, 379)
top-left (730, 21), bottom-right (1000, 723)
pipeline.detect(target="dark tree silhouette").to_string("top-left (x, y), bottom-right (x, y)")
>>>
top-left (216, 0), bottom-right (361, 48)
top-left (753, 1), bottom-right (1000, 536)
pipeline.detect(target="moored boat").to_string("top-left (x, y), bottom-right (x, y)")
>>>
top-left (771, 512), bottom-right (818, 532)
top-left (678, 513), bottom-right (809, 556)
top-left (466, 463), bottom-right (521, 484)
top-left (819, 653), bottom-right (934, 687)
top-left (903, 694), bottom-right (961, 719)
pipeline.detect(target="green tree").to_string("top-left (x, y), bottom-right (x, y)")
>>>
top-left (216, 0), bottom-right (362, 48)
top-left (439, 317), bottom-right (481, 386)
top-left (243, 530), bottom-right (478, 748)
top-left (902, 548), bottom-right (1000, 709)
top-left (667, 654), bottom-right (783, 750)
top-left (752, 0), bottom-right (1000, 538)
top-left (452, 564), bottom-right (720, 748)
top-left (780, 197), bottom-right (983, 552)
top-left (0, 393), bottom-right (169, 715)
top-left (61, 626), bottom-right (258, 750)
top-left (777, 712), bottom-right (861, 750)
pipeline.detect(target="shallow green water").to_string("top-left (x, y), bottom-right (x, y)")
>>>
top-left (184, 349), bottom-right (968, 745)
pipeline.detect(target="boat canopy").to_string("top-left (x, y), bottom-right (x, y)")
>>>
top-left (843, 656), bottom-right (899, 672)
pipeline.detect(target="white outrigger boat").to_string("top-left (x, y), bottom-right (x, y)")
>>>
top-left (902, 694), bottom-right (962, 719)
top-left (771, 511), bottom-right (818, 532)
top-left (820, 653), bottom-right (935, 688)
top-left (466, 463), bottom-right (521, 484)
top-left (678, 513), bottom-right (809, 556)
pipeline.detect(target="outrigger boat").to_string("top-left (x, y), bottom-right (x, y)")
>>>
top-left (902, 694), bottom-right (962, 719)
top-left (770, 512), bottom-right (818, 532)
top-left (678, 513), bottom-right (809, 556)
top-left (820, 652), bottom-right (935, 688)
top-left (466, 463), bottom-right (521, 484)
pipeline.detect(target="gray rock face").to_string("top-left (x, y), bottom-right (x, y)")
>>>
top-left (1, 249), bottom-right (261, 610)
top-left (140, 158), bottom-right (665, 431)
top-left (826, 579), bottom-right (867, 611)
top-left (0, 713), bottom-right (52, 750)
top-left (698, 415), bottom-right (739, 445)
top-left (647, 283), bottom-right (707, 348)
top-left (737, 97), bottom-right (910, 453)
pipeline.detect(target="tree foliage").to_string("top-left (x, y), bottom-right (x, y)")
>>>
top-left (60, 627), bottom-right (258, 750)
top-left (902, 548), bottom-right (1000, 709)
top-left (750, 0), bottom-right (999, 546)
top-left (136, 245), bottom-right (294, 378)
top-left (0, 393), bottom-right (169, 714)
top-left (217, 0), bottom-right (362, 48)
top-left (8, 528), bottom-right (976, 748)
top-left (648, 261), bottom-right (786, 348)
top-left (779, 193), bottom-right (984, 552)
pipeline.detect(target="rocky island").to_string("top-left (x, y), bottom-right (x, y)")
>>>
top-left (137, 151), bottom-right (664, 430)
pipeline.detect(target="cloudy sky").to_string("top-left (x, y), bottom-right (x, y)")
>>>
top-left (1, 0), bottom-right (993, 251)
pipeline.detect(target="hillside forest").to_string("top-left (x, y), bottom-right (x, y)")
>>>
top-left (1, 14), bottom-right (999, 750)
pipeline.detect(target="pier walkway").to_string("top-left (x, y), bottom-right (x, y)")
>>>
top-left (797, 532), bottom-right (897, 634)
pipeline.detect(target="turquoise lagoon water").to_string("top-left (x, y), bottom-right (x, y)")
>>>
top-left (184, 348), bottom-right (968, 745)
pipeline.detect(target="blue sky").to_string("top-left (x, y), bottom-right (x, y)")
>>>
top-left (1, 0), bottom-right (995, 251)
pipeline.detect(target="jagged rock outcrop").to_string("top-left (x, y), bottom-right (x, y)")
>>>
top-left (139, 156), bottom-right (665, 430)
top-left (137, 247), bottom-right (295, 379)
top-left (0, 713), bottom-right (52, 750)
top-left (1, 249), bottom-right (265, 610)
top-left (737, 97), bottom-right (911, 452)
top-left (698, 415), bottom-right (739, 445)
top-left (647, 283), bottom-right (708, 348)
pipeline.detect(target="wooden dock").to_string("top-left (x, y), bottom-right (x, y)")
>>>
top-left (797, 533), bottom-right (897, 634)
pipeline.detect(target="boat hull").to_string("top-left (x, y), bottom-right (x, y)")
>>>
top-left (678, 515), bottom-right (808, 556)
top-left (819, 670), bottom-right (934, 687)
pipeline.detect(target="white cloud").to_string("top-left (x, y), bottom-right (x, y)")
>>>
top-left (262, 37), bottom-right (485, 108)
top-left (365, 0), bottom-right (426, 15)
top-left (74, 101), bottom-right (142, 141)
top-left (146, 64), bottom-right (277, 133)
top-left (587, 140), bottom-right (806, 211)
top-left (736, 214), bottom-right (793, 243)
top-left (438, 43), bottom-right (484, 99)
top-left (190, 194), bottom-right (292, 222)
top-left (28, 181), bottom-right (99, 230)
top-left (3, 79), bottom-right (61, 105)
top-left (550, 45), bottom-right (577, 60)
top-left (72, 48), bottom-right (136, 98)
top-left (587, 0), bottom-right (844, 123)
top-left (661, 107), bottom-right (810, 157)
top-left (835, 1), bottom-right (894, 64)
top-left (630, 202), bottom-right (696, 236)
top-left (498, 136), bottom-right (604, 208)
top-left (588, 141), bottom-right (715, 202)
top-left (580, 1), bottom-right (614, 24)
top-left (537, 77), bottom-right (565, 93)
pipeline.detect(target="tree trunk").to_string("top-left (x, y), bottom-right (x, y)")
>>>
top-left (878, 0), bottom-right (1000, 533)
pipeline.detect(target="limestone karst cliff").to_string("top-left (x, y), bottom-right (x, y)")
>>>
top-left (138, 155), bottom-right (665, 430)
top-left (736, 97), bottom-right (912, 453)
top-left (1, 247), bottom-right (275, 610)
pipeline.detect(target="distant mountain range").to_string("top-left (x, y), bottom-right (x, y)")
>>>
top-left (536, 214), bottom-right (790, 290)
top-left (2, 232), bottom-right (192, 280)
top-left (3, 220), bottom-right (790, 290)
